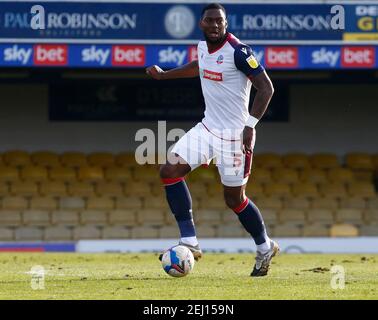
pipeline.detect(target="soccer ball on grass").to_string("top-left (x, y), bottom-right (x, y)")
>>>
top-left (161, 245), bottom-right (195, 277)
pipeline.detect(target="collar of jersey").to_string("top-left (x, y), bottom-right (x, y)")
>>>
top-left (207, 32), bottom-right (231, 55)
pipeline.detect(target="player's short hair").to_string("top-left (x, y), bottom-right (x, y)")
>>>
top-left (201, 3), bottom-right (226, 18)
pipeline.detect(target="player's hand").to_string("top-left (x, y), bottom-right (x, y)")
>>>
top-left (242, 126), bottom-right (256, 154)
top-left (146, 65), bottom-right (165, 80)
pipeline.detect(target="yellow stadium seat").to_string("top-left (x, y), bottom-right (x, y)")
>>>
top-left (30, 197), bottom-right (57, 211)
top-left (158, 225), bottom-right (180, 238)
top-left (251, 168), bottom-right (272, 184)
top-left (78, 166), bottom-right (104, 182)
top-left (2, 196), bottom-right (28, 210)
top-left (274, 223), bottom-right (302, 237)
top-left (311, 197), bottom-right (339, 210)
top-left (60, 152), bottom-right (88, 168)
top-left (40, 181), bottom-right (67, 197)
top-left (217, 224), bottom-right (245, 237)
top-left (51, 210), bottom-right (80, 226)
top-left (364, 209), bottom-right (378, 223)
top-left (200, 196), bottom-right (227, 210)
top-left (96, 182), bottom-right (124, 197)
top-left (272, 168), bottom-right (299, 184)
top-left (44, 226), bottom-right (72, 241)
top-left (150, 182), bottom-right (166, 197)
top-left (86, 197), bottom-right (114, 210)
top-left (245, 183), bottom-right (265, 198)
top-left (0, 210), bottom-right (22, 226)
top-left (196, 225), bottom-right (217, 237)
top-left (15, 227), bottom-right (44, 241)
top-left (328, 168), bottom-right (355, 183)
top-left (108, 209), bottom-right (137, 226)
top-left (299, 168), bottom-right (328, 184)
top-left (367, 197), bottom-right (378, 209)
top-left (133, 166), bottom-right (161, 183)
top-left (22, 210), bottom-right (50, 226)
top-left (185, 182), bottom-right (208, 198)
top-left (59, 197), bottom-right (85, 210)
top-left (80, 210), bottom-right (108, 225)
top-left (3, 151), bottom-right (31, 167)
top-left (0, 227), bottom-right (14, 240)
top-left (347, 182), bottom-right (376, 198)
top-left (345, 153), bottom-right (374, 170)
top-left (292, 183), bottom-right (319, 198)
top-left (20, 166), bottom-right (48, 182)
top-left (330, 223), bottom-right (359, 237)
top-left (137, 209), bottom-right (166, 226)
top-left (148, 196), bottom-right (169, 210)
top-left (73, 226), bottom-right (101, 240)
top-left (339, 197), bottom-right (367, 209)
top-left (279, 208), bottom-right (306, 224)
top-left (206, 183), bottom-right (223, 197)
top-left (254, 197), bottom-right (283, 210)
top-left (319, 183), bottom-right (347, 198)
top-left (187, 167), bottom-right (216, 183)
top-left (352, 170), bottom-right (374, 182)
top-left (282, 153), bottom-right (311, 169)
top-left (194, 209), bottom-right (222, 225)
top-left (221, 209), bottom-right (239, 223)
top-left (306, 208), bottom-right (335, 223)
top-left (283, 197), bottom-right (311, 210)
top-left (303, 223), bottom-right (330, 237)
top-left (115, 197), bottom-right (142, 210)
top-left (310, 153), bottom-right (340, 169)
top-left (0, 166), bottom-right (19, 182)
top-left (87, 152), bottom-right (115, 168)
top-left (31, 151), bottom-right (60, 168)
top-left (124, 182), bottom-right (152, 196)
top-left (360, 224), bottom-right (378, 236)
top-left (115, 152), bottom-right (137, 167)
top-left (102, 226), bottom-right (130, 239)
top-left (0, 182), bottom-right (9, 196)
top-left (264, 183), bottom-right (292, 197)
top-left (259, 209), bottom-right (278, 224)
top-left (67, 182), bottom-right (95, 197)
top-left (10, 181), bottom-right (39, 196)
top-left (104, 167), bottom-right (131, 182)
top-left (49, 167), bottom-right (77, 182)
top-left (335, 208), bottom-right (363, 224)
top-left (254, 153), bottom-right (283, 169)
top-left (131, 226), bottom-right (159, 238)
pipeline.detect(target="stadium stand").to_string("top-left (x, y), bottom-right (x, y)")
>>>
top-left (0, 151), bottom-right (376, 240)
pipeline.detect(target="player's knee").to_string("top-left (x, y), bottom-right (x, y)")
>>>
top-left (160, 164), bottom-right (178, 179)
top-left (224, 194), bottom-right (244, 210)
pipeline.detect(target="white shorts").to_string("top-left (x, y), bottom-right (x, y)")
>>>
top-left (171, 122), bottom-right (253, 187)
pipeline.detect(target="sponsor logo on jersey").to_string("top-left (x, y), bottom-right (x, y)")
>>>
top-left (2, 44), bottom-right (32, 65)
top-left (34, 45), bottom-right (68, 65)
top-left (216, 55), bottom-right (224, 64)
top-left (158, 46), bottom-right (186, 66)
top-left (311, 47), bottom-right (340, 67)
top-left (81, 45), bottom-right (110, 66)
top-left (265, 47), bottom-right (298, 68)
top-left (112, 45), bottom-right (145, 66)
top-left (341, 47), bottom-right (375, 68)
top-left (246, 55), bottom-right (259, 69)
top-left (203, 69), bottom-right (223, 81)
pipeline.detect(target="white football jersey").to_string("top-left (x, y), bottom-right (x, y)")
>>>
top-left (197, 32), bottom-right (264, 140)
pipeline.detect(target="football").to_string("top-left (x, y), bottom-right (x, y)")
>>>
top-left (161, 245), bottom-right (195, 277)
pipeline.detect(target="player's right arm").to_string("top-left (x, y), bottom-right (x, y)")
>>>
top-left (146, 60), bottom-right (199, 80)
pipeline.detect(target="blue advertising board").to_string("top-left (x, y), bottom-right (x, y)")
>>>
top-left (0, 43), bottom-right (377, 69)
top-left (0, 1), bottom-right (377, 45)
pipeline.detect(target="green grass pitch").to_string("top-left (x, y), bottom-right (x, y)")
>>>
top-left (0, 253), bottom-right (377, 300)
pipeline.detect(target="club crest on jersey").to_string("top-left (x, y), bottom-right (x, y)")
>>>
top-left (246, 55), bottom-right (259, 69)
top-left (216, 55), bottom-right (224, 64)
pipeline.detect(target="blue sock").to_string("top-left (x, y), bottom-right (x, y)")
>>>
top-left (162, 177), bottom-right (196, 238)
top-left (233, 198), bottom-right (269, 245)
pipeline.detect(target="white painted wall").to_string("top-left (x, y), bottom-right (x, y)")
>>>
top-left (0, 83), bottom-right (377, 156)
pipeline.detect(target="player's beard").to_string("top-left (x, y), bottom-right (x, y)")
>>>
top-left (203, 31), bottom-right (227, 45)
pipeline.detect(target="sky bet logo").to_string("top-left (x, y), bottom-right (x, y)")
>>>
top-left (1, 45), bottom-right (33, 66)
top-left (158, 46), bottom-right (186, 66)
top-left (82, 46), bottom-right (110, 66)
top-left (34, 45), bottom-right (68, 65)
top-left (311, 47), bottom-right (340, 67)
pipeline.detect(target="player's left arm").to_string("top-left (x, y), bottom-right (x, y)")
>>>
top-left (234, 45), bottom-right (274, 153)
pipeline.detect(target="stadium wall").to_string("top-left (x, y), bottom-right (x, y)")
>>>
top-left (0, 82), bottom-right (377, 156)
